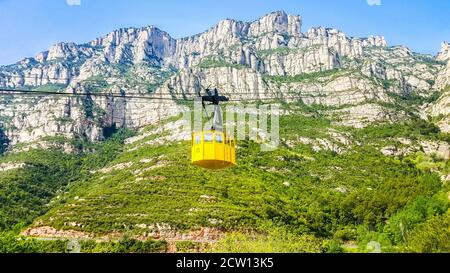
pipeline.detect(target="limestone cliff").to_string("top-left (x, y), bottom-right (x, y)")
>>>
top-left (0, 11), bottom-right (448, 148)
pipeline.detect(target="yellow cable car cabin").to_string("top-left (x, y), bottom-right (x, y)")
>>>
top-left (191, 130), bottom-right (236, 169)
top-left (191, 88), bottom-right (236, 169)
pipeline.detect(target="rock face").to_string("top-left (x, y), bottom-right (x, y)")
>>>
top-left (89, 26), bottom-right (176, 66)
top-left (0, 10), bottom-right (448, 148)
top-left (435, 42), bottom-right (450, 90)
top-left (437, 42), bottom-right (450, 62)
top-left (426, 85), bottom-right (450, 133)
top-left (424, 42), bottom-right (450, 133)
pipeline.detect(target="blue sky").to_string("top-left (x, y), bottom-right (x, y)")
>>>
top-left (0, 0), bottom-right (449, 65)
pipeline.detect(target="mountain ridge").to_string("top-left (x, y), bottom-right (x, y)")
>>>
top-left (0, 10), bottom-right (448, 148)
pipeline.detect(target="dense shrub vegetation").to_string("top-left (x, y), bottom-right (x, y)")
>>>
top-left (0, 105), bottom-right (449, 253)
top-left (0, 227), bottom-right (166, 253)
top-left (0, 129), bottom-right (134, 230)
top-left (0, 231), bottom-right (69, 253)
top-left (80, 238), bottom-right (167, 253)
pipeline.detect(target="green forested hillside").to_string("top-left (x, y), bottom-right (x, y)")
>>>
top-left (0, 104), bottom-right (449, 253)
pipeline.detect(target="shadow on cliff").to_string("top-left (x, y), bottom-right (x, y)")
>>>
top-left (0, 127), bottom-right (10, 154)
top-left (102, 123), bottom-right (118, 139)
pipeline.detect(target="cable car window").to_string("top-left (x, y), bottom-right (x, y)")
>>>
top-left (204, 134), bottom-right (213, 143)
top-left (215, 134), bottom-right (223, 143)
top-left (195, 135), bottom-right (201, 144)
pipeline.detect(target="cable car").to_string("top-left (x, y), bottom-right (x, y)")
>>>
top-left (191, 89), bottom-right (236, 169)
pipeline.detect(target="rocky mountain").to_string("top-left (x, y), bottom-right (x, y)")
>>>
top-left (420, 42), bottom-right (450, 133)
top-left (1, 10), bottom-right (448, 149)
top-left (0, 11), bottom-right (449, 253)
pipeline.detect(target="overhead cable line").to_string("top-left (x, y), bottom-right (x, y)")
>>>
top-left (0, 88), bottom-right (185, 101)
top-left (0, 74), bottom-right (165, 86)
top-left (0, 88), bottom-right (291, 102)
top-left (0, 75), bottom-right (289, 95)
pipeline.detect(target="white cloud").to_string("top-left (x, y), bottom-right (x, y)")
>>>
top-left (66, 0), bottom-right (81, 6)
top-left (367, 0), bottom-right (382, 6)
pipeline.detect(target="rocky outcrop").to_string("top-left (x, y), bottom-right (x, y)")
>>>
top-left (46, 42), bottom-right (95, 62)
top-left (0, 162), bottom-right (25, 172)
top-left (0, 83), bottom-right (182, 145)
top-left (162, 66), bottom-right (270, 100)
top-left (332, 103), bottom-right (403, 128)
top-left (425, 88), bottom-right (450, 133)
top-left (359, 46), bottom-right (442, 95)
top-left (249, 11), bottom-right (302, 37)
top-left (89, 26), bottom-right (176, 66)
top-left (435, 62), bottom-right (450, 91)
top-left (380, 139), bottom-right (450, 160)
top-left (306, 27), bottom-right (386, 58)
top-left (437, 42), bottom-right (450, 62)
top-left (22, 226), bottom-right (93, 239)
top-left (420, 140), bottom-right (450, 160)
top-left (260, 45), bottom-right (341, 76)
top-left (22, 225), bottom-right (224, 244)
top-left (425, 42), bottom-right (450, 132)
